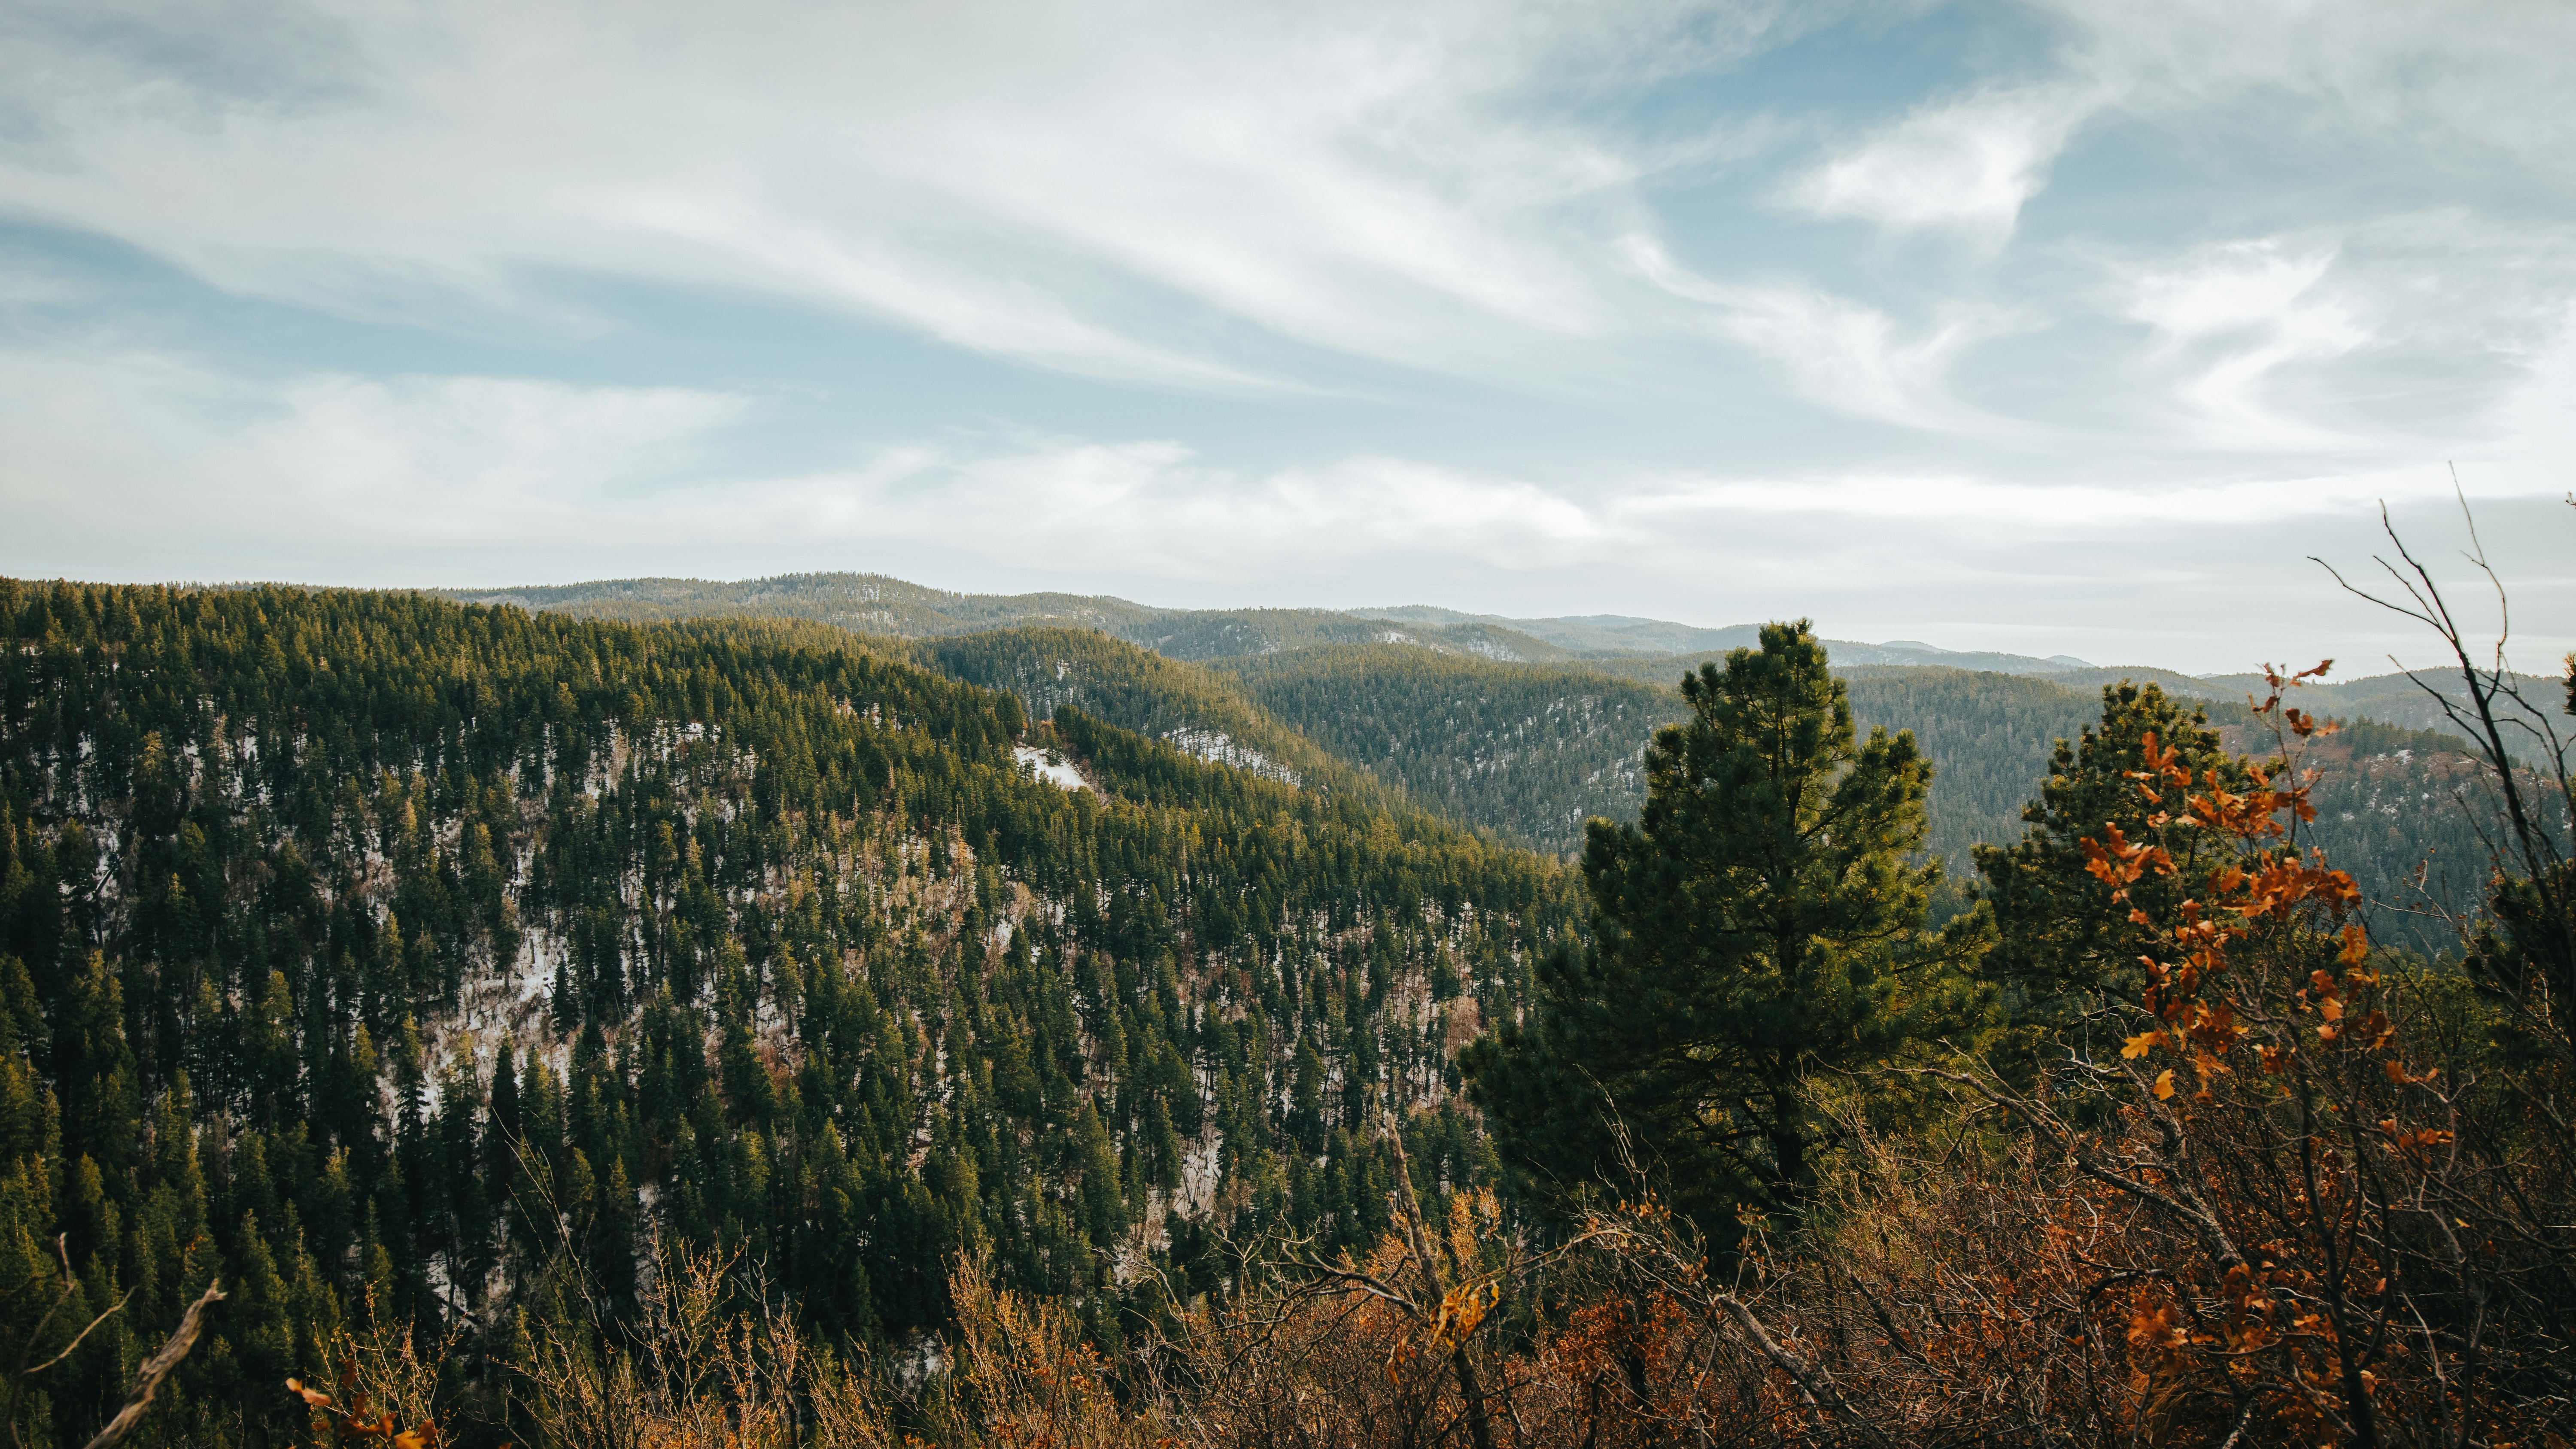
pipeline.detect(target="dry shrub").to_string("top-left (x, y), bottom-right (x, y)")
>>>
top-left (507, 1238), bottom-right (896, 1449)
top-left (292, 1288), bottom-right (454, 1446)
top-left (917, 1263), bottom-right (1167, 1449)
top-left (1155, 1227), bottom-right (1483, 1449)
top-left (497, 1239), bottom-right (1159, 1449)
top-left (1148, 1180), bottom-right (1718, 1449)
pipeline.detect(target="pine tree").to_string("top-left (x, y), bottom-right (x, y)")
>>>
top-left (1971, 681), bottom-right (2245, 1065)
top-left (52, 952), bottom-right (139, 1171)
top-left (1468, 622), bottom-right (1986, 1230)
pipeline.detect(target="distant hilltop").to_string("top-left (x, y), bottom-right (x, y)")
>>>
top-left (435, 570), bottom-right (2541, 749)
top-left (1344, 605), bottom-right (2096, 674)
top-left (441, 570), bottom-right (2097, 676)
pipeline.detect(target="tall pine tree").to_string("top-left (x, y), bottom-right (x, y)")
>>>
top-left (1468, 621), bottom-right (1987, 1232)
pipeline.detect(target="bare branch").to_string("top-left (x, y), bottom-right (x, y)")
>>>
top-left (79, 1280), bottom-right (225, 1449)
top-left (18, 1290), bottom-right (134, 1380)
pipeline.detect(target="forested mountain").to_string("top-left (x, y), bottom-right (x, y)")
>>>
top-left (1835, 666), bottom-right (2107, 875)
top-left (1346, 606), bottom-right (1758, 656)
top-left (2198, 668), bottom-right (2564, 750)
top-left (1841, 668), bottom-right (2552, 951)
top-left (0, 581), bottom-right (1572, 1446)
top-left (913, 628), bottom-right (1376, 801)
top-left (2035, 663), bottom-right (2566, 753)
top-left (2, 574), bottom-right (2560, 1448)
top-left (449, 573), bottom-right (1163, 639)
top-left (1349, 609), bottom-right (2096, 672)
top-left (441, 575), bottom-right (1574, 664)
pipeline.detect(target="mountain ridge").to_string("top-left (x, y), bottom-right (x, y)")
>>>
top-left (1343, 605), bottom-right (2096, 672)
top-left (442, 571), bottom-right (2099, 675)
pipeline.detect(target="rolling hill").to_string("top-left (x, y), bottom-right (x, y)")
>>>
top-left (438, 571), bottom-right (2561, 952)
top-left (444, 572), bottom-right (2100, 672)
top-left (956, 637), bottom-right (2541, 952)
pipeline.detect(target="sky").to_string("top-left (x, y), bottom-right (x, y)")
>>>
top-left (3, 0), bottom-right (2572, 674)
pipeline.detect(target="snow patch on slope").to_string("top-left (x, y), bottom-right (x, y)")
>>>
top-left (1014, 744), bottom-right (1089, 791)
top-left (1163, 727), bottom-right (1300, 787)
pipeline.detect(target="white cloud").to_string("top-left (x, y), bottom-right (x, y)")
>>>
top-left (0, 344), bottom-right (2530, 569)
top-left (1784, 1), bottom-right (2576, 257)
top-left (2129, 243), bottom-right (2344, 344)
top-left (1626, 236), bottom-right (2024, 431)
top-left (5, 0), bottom-right (2576, 674)
top-left (7, 0), bottom-right (2569, 441)
top-left (2090, 215), bottom-right (2576, 456)
top-left (2045, 0), bottom-right (2576, 182)
top-left (0, 0), bottom-right (1799, 392)
top-left (1626, 471), bottom-right (2389, 528)
top-left (0, 348), bottom-right (1614, 579)
top-left (1782, 86), bottom-right (2093, 247)
top-left (2120, 240), bottom-right (2373, 448)
top-left (1713, 288), bottom-right (2023, 433)
top-left (0, 351), bottom-right (751, 548)
top-left (780, 444), bottom-right (1612, 580)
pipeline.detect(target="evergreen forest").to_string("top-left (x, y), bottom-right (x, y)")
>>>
top-left (0, 582), bottom-right (1564, 1445)
top-left (3, 576), bottom-right (2569, 1447)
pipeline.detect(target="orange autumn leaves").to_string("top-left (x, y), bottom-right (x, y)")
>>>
top-left (2079, 664), bottom-right (2370, 1105)
top-left (2056, 661), bottom-right (2474, 1443)
top-left (287, 1364), bottom-right (440, 1449)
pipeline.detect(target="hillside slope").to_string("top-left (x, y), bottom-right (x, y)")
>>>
top-left (1353, 610), bottom-right (2095, 672)
top-left (444, 571), bottom-right (2543, 945)
top-left (2041, 665), bottom-right (2567, 753)
top-left (916, 626), bottom-right (1389, 805)
top-left (1208, 649), bottom-right (2108, 872)
top-left (1210, 645), bottom-right (1677, 853)
top-left (1201, 644), bottom-right (2528, 950)
top-left (0, 580), bottom-right (1570, 1444)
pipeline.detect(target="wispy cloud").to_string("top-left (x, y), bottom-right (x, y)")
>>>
top-left (2046, 0), bottom-right (2576, 180)
top-left (2122, 240), bottom-right (2373, 448)
top-left (0, 345), bottom-right (2527, 568)
top-left (4, 343), bottom-right (2567, 669)
top-left (1785, 0), bottom-right (2576, 255)
top-left (2090, 213), bottom-right (2576, 455)
top-left (1781, 85), bottom-right (2096, 249)
top-left (1626, 237), bottom-right (2025, 431)
top-left (0, 0), bottom-right (1790, 392)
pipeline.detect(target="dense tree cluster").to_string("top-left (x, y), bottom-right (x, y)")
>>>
top-left (1212, 644), bottom-right (1670, 853)
top-left (0, 581), bottom-right (1571, 1446)
top-left (448, 573), bottom-right (1558, 665)
top-left (922, 628), bottom-right (1371, 802)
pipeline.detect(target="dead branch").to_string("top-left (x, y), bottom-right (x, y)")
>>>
top-left (79, 1280), bottom-right (225, 1449)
